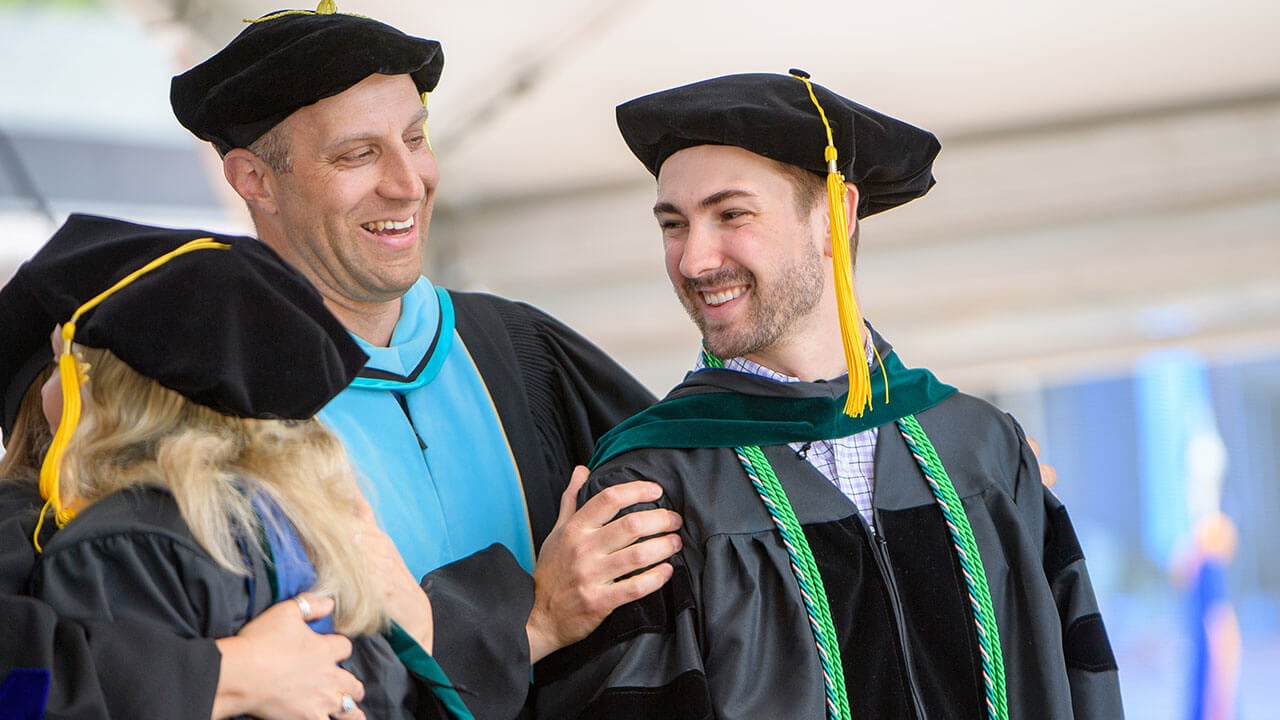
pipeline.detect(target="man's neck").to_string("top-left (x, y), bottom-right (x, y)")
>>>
top-left (325, 296), bottom-right (402, 347)
top-left (742, 347), bottom-right (849, 382)
top-left (741, 308), bottom-right (850, 382)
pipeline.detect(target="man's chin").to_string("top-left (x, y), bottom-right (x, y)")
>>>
top-left (699, 333), bottom-right (743, 361)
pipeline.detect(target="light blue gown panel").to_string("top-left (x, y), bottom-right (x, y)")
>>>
top-left (318, 278), bottom-right (535, 579)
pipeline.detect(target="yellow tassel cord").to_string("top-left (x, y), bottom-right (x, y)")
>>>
top-left (33, 238), bottom-right (231, 552)
top-left (245, 2), bottom-right (363, 24)
top-left (791, 72), bottom-right (887, 417)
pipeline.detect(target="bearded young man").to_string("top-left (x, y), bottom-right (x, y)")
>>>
top-left (534, 72), bottom-right (1123, 720)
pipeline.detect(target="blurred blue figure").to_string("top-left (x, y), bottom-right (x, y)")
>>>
top-left (1136, 350), bottom-right (1240, 720)
top-left (1173, 432), bottom-right (1240, 720)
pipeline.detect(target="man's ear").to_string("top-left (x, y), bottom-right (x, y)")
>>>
top-left (844, 181), bottom-right (860, 230)
top-left (223, 149), bottom-right (278, 215)
top-left (820, 182), bottom-right (861, 258)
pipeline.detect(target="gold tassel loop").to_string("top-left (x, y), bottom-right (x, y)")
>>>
top-left (792, 71), bottom-right (878, 417)
top-left (33, 239), bottom-right (231, 551)
top-left (245, 2), bottom-right (363, 24)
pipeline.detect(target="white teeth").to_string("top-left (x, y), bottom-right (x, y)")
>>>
top-left (363, 217), bottom-right (415, 232)
top-left (701, 287), bottom-right (746, 306)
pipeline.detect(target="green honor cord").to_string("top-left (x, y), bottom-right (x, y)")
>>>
top-left (704, 352), bottom-right (850, 720)
top-left (734, 443), bottom-right (852, 720)
top-left (895, 414), bottom-right (1008, 720)
top-left (704, 353), bottom-right (1008, 720)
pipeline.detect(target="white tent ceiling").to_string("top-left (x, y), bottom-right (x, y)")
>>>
top-left (36, 0), bottom-right (1280, 394)
top-left (138, 0), bottom-right (1280, 207)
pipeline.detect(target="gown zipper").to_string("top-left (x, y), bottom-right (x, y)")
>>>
top-left (866, 514), bottom-right (930, 720)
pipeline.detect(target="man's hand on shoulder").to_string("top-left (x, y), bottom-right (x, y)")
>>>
top-left (1027, 437), bottom-right (1057, 489)
top-left (526, 466), bottom-right (683, 662)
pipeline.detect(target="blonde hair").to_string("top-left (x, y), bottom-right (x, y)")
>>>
top-left (0, 365), bottom-right (54, 483)
top-left (54, 348), bottom-right (383, 635)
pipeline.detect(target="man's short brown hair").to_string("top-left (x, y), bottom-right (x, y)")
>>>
top-left (778, 163), bottom-right (860, 261)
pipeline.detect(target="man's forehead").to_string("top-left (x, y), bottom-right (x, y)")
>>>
top-left (656, 146), bottom-right (792, 203)
top-left (282, 74), bottom-right (427, 140)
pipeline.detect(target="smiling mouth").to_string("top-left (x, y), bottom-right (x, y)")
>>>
top-left (700, 286), bottom-right (748, 306)
top-left (361, 216), bottom-right (415, 235)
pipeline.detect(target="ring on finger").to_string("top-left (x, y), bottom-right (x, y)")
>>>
top-left (340, 693), bottom-right (356, 714)
top-left (294, 595), bottom-right (311, 619)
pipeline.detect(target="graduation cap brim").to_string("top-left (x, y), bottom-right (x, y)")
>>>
top-left (1, 312), bottom-right (52, 445)
top-left (616, 72), bottom-right (941, 218)
top-left (172, 9), bottom-right (443, 153)
top-left (0, 214), bottom-right (368, 431)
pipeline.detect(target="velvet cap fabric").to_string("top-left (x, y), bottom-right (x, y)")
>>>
top-left (0, 214), bottom-right (368, 442)
top-left (171, 8), bottom-right (444, 153)
top-left (1, 348), bottom-right (50, 447)
top-left (616, 72), bottom-right (942, 218)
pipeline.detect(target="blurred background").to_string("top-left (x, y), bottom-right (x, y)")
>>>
top-left (2, 0), bottom-right (1277, 716)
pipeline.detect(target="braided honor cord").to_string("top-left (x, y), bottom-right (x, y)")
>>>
top-left (702, 351), bottom-right (851, 720)
top-left (734, 444), bottom-right (852, 720)
top-left (895, 414), bottom-right (1008, 720)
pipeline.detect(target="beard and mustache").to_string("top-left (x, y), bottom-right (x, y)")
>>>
top-left (675, 240), bottom-right (826, 361)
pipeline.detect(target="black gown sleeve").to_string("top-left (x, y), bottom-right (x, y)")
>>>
top-left (26, 488), bottom-right (248, 720)
top-left (0, 482), bottom-right (222, 720)
top-left (1009, 419), bottom-right (1124, 719)
top-left (532, 463), bottom-right (712, 720)
top-left (420, 544), bottom-right (534, 720)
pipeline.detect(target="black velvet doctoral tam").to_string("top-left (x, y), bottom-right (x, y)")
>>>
top-left (171, 8), bottom-right (444, 153)
top-left (0, 214), bottom-right (368, 435)
top-left (616, 71), bottom-right (942, 218)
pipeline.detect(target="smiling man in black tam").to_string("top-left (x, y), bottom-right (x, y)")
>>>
top-left (169, 4), bottom-right (680, 718)
top-left (535, 71), bottom-right (1124, 719)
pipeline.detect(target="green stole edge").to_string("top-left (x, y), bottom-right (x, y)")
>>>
top-left (385, 622), bottom-right (476, 720)
top-left (589, 350), bottom-right (957, 469)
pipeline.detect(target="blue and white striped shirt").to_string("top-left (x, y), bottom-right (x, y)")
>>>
top-left (694, 354), bottom-right (879, 528)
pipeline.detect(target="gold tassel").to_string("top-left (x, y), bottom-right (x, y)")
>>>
top-left (33, 323), bottom-right (86, 550)
top-left (32, 238), bottom-right (231, 551)
top-left (824, 152), bottom-right (872, 417)
top-left (316, 0), bottom-right (338, 13)
top-left (792, 71), bottom-right (878, 417)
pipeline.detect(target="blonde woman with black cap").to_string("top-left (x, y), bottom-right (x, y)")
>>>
top-left (1, 359), bottom-right (367, 720)
top-left (0, 214), bottom-right (470, 719)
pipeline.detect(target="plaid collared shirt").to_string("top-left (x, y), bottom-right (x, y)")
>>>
top-left (694, 354), bottom-right (878, 528)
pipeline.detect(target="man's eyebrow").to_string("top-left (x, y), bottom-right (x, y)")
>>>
top-left (405, 105), bottom-right (429, 132)
top-left (323, 107), bottom-right (432, 152)
top-left (653, 188), bottom-right (757, 216)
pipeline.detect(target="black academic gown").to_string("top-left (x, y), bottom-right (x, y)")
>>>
top-left (26, 485), bottom-right (453, 720)
top-left (398, 291), bottom-right (656, 720)
top-left (1, 482), bottom-right (221, 720)
top-left (534, 333), bottom-right (1123, 720)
